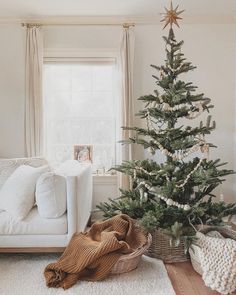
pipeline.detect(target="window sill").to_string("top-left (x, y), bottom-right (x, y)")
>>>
top-left (92, 174), bottom-right (118, 184)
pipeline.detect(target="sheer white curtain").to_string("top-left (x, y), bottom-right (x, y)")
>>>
top-left (117, 26), bottom-right (135, 190)
top-left (25, 25), bottom-right (43, 157)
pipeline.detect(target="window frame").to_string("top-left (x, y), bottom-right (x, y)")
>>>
top-left (43, 49), bottom-right (120, 170)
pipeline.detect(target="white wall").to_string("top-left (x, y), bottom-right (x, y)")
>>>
top-left (0, 25), bottom-right (25, 157)
top-left (0, 23), bottom-right (235, 202)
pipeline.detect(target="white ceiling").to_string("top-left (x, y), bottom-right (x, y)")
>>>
top-left (0, 0), bottom-right (235, 18)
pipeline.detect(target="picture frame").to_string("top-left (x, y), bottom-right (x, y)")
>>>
top-left (74, 145), bottom-right (93, 163)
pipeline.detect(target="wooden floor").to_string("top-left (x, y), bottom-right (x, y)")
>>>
top-left (165, 261), bottom-right (236, 295)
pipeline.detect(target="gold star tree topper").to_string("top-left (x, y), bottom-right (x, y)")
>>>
top-left (161, 1), bottom-right (184, 29)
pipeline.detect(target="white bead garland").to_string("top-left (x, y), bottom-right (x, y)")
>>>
top-left (146, 101), bottom-right (204, 132)
top-left (134, 165), bottom-right (158, 176)
top-left (133, 148), bottom-right (208, 210)
top-left (151, 138), bottom-right (206, 161)
top-left (134, 152), bottom-right (206, 191)
top-left (139, 101), bottom-right (209, 210)
top-left (158, 102), bottom-right (204, 119)
top-left (176, 157), bottom-right (204, 188)
top-left (137, 180), bottom-right (191, 211)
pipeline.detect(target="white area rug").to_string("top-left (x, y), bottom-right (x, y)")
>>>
top-left (0, 254), bottom-right (175, 295)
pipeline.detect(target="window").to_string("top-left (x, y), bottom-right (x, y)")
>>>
top-left (43, 59), bottom-right (117, 171)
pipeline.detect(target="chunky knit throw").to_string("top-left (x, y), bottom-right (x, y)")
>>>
top-left (197, 231), bottom-right (236, 295)
top-left (44, 214), bottom-right (147, 289)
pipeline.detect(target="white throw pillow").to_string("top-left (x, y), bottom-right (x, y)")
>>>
top-left (36, 172), bottom-right (67, 218)
top-left (0, 165), bottom-right (49, 221)
top-left (0, 158), bottom-right (47, 189)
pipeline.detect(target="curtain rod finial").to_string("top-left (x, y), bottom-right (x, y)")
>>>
top-left (21, 23), bottom-right (41, 28)
top-left (123, 23), bottom-right (135, 28)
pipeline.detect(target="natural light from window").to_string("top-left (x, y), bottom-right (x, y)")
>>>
top-left (43, 61), bottom-right (117, 171)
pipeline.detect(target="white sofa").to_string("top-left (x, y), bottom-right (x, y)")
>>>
top-left (0, 158), bottom-right (92, 252)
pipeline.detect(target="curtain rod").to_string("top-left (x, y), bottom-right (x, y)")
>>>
top-left (21, 22), bottom-right (135, 28)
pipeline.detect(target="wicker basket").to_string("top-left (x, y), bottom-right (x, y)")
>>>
top-left (146, 228), bottom-right (189, 263)
top-left (189, 225), bottom-right (236, 275)
top-left (110, 233), bottom-right (152, 275)
top-left (189, 245), bottom-right (203, 275)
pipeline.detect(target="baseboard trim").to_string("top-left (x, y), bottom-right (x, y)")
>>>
top-left (0, 247), bottom-right (65, 253)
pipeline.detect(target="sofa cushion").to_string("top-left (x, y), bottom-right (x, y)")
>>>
top-left (36, 172), bottom-right (67, 218)
top-left (0, 165), bottom-right (49, 221)
top-left (0, 158), bottom-right (47, 189)
top-left (0, 207), bottom-right (67, 235)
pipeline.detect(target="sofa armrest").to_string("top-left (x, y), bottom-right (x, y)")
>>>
top-left (75, 165), bottom-right (93, 232)
top-left (66, 176), bottom-right (77, 239)
top-left (61, 163), bottom-right (92, 238)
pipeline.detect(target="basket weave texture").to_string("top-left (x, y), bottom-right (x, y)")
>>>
top-left (189, 246), bottom-right (203, 275)
top-left (110, 233), bottom-right (152, 274)
top-left (146, 228), bottom-right (189, 263)
top-left (189, 225), bottom-right (236, 275)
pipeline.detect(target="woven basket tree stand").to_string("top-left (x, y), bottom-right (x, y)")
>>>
top-left (146, 228), bottom-right (189, 263)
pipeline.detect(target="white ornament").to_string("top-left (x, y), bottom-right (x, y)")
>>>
top-left (183, 204), bottom-right (190, 211)
top-left (166, 199), bottom-right (174, 206)
top-left (162, 103), bottom-right (171, 111)
top-left (144, 192), bottom-right (148, 202)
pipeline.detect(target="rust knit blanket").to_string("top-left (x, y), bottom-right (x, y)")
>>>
top-left (44, 214), bottom-right (147, 289)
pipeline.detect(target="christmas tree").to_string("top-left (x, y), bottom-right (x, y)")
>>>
top-left (97, 2), bottom-right (236, 243)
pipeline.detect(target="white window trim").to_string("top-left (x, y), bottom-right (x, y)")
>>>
top-left (44, 48), bottom-right (119, 60)
top-left (43, 48), bottom-right (121, 170)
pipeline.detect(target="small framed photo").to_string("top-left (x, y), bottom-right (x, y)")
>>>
top-left (74, 145), bottom-right (93, 163)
